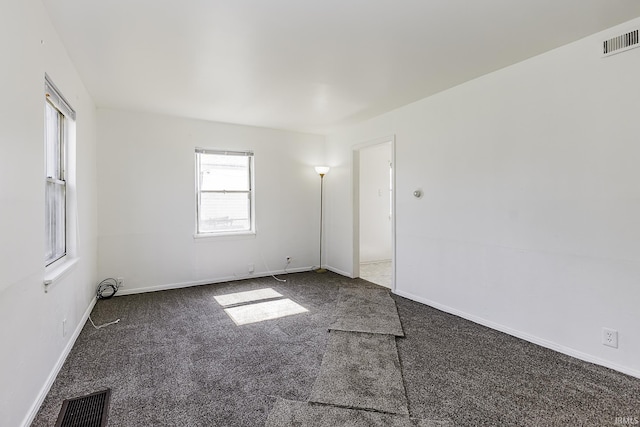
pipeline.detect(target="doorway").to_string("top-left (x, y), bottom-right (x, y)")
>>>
top-left (354, 138), bottom-right (394, 289)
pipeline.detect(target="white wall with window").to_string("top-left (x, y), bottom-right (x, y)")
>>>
top-left (97, 109), bottom-right (324, 293)
top-left (0, 2), bottom-right (99, 426)
top-left (195, 149), bottom-right (254, 235)
top-left (44, 76), bottom-right (76, 267)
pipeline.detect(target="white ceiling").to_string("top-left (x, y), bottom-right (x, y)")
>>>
top-left (42, 0), bottom-right (640, 134)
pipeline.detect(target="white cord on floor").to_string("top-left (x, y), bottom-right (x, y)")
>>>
top-left (89, 315), bottom-right (120, 329)
top-left (260, 252), bottom-right (287, 282)
top-left (270, 273), bottom-right (287, 283)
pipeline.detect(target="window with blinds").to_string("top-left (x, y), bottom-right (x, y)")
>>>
top-left (44, 75), bottom-right (74, 266)
top-left (195, 149), bottom-right (254, 235)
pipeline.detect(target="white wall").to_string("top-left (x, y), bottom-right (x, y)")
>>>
top-left (359, 142), bottom-right (392, 263)
top-left (326, 18), bottom-right (640, 377)
top-left (97, 109), bottom-right (324, 293)
top-left (0, 1), bottom-right (98, 426)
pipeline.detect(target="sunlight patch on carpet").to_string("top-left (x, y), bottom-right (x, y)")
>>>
top-left (214, 288), bottom-right (283, 307)
top-left (224, 298), bottom-right (308, 325)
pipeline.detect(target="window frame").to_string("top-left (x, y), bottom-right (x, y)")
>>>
top-left (195, 148), bottom-right (255, 237)
top-left (44, 75), bottom-right (74, 267)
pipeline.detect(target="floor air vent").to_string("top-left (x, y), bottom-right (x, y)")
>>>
top-left (603, 29), bottom-right (639, 57)
top-left (55, 389), bottom-right (111, 427)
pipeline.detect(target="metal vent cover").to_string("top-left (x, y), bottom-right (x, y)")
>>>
top-left (603, 29), bottom-right (639, 57)
top-left (55, 389), bottom-right (111, 427)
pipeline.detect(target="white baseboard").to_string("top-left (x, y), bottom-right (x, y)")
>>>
top-left (394, 289), bottom-right (640, 380)
top-left (115, 266), bottom-right (315, 296)
top-left (21, 297), bottom-right (97, 427)
top-left (326, 265), bottom-right (354, 278)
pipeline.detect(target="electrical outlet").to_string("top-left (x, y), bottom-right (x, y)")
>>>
top-left (248, 263), bottom-right (255, 273)
top-left (602, 327), bottom-right (618, 348)
top-left (116, 277), bottom-right (124, 287)
top-left (62, 319), bottom-right (67, 337)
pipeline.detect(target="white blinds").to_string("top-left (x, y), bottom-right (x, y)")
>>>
top-left (195, 148), bottom-right (253, 157)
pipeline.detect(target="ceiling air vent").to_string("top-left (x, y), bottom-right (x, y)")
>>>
top-left (603, 29), bottom-right (639, 57)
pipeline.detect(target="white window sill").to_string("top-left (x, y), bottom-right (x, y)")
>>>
top-left (193, 231), bottom-right (256, 242)
top-left (44, 257), bottom-right (79, 292)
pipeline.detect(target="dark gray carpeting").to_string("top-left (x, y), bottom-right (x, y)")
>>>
top-left (329, 286), bottom-right (404, 336)
top-left (309, 330), bottom-right (409, 414)
top-left (394, 295), bottom-right (640, 426)
top-left (266, 398), bottom-right (447, 427)
top-left (31, 272), bottom-right (640, 426)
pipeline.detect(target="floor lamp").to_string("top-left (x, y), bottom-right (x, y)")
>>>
top-left (315, 166), bottom-right (330, 273)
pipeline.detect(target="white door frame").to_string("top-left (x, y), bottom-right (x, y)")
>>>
top-left (352, 135), bottom-right (396, 291)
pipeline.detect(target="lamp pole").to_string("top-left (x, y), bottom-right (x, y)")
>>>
top-left (315, 166), bottom-right (330, 273)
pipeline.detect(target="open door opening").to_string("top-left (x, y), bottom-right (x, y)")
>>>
top-left (354, 139), bottom-right (394, 289)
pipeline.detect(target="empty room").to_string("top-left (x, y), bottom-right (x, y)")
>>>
top-left (2, 1), bottom-right (640, 426)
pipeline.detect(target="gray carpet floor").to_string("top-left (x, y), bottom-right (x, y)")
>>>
top-left (309, 330), bottom-right (408, 414)
top-left (329, 287), bottom-right (404, 336)
top-left (32, 272), bottom-right (640, 426)
top-left (266, 398), bottom-right (444, 427)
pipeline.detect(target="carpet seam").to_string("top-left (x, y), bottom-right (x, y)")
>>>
top-left (394, 335), bottom-right (413, 418)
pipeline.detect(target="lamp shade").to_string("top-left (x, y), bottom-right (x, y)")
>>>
top-left (315, 166), bottom-right (330, 176)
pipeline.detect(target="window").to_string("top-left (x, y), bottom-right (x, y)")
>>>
top-left (44, 75), bottom-right (75, 266)
top-left (195, 149), bottom-right (254, 235)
